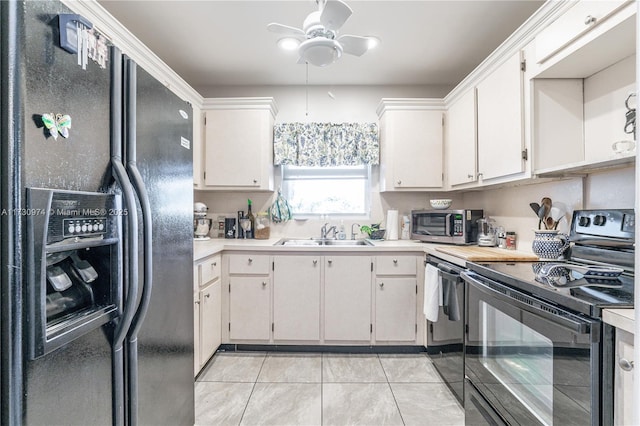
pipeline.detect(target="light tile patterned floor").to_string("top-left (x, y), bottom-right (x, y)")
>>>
top-left (195, 352), bottom-right (464, 426)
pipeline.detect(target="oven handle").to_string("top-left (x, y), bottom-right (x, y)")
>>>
top-left (437, 262), bottom-right (464, 276)
top-left (461, 271), bottom-right (592, 335)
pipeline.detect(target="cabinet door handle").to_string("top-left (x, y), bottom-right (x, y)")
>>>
top-left (379, 282), bottom-right (384, 288)
top-left (467, 174), bottom-right (474, 179)
top-left (584, 15), bottom-right (596, 25)
top-left (212, 262), bottom-right (217, 267)
top-left (619, 358), bottom-right (634, 372)
top-left (195, 300), bottom-right (200, 305)
top-left (248, 258), bottom-right (253, 263)
top-left (396, 180), bottom-right (402, 185)
top-left (327, 259), bottom-right (332, 265)
top-left (262, 281), bottom-right (267, 286)
top-left (313, 260), bottom-right (318, 265)
top-left (205, 293), bottom-right (210, 298)
top-left (253, 179), bottom-right (258, 184)
top-left (393, 259), bottom-right (398, 264)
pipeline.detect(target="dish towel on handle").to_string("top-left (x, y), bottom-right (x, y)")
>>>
top-left (424, 264), bottom-right (442, 322)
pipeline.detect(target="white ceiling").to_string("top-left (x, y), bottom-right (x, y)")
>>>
top-left (97, 0), bottom-right (544, 92)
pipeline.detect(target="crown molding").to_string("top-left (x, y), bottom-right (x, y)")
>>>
top-left (201, 97), bottom-right (279, 118)
top-left (376, 98), bottom-right (446, 117)
top-left (61, 0), bottom-right (204, 109)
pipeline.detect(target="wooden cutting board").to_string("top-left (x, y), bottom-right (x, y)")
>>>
top-left (435, 245), bottom-right (539, 262)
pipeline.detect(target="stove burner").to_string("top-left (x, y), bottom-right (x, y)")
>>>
top-left (533, 263), bottom-right (624, 289)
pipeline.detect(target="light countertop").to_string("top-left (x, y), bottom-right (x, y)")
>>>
top-left (603, 308), bottom-right (635, 334)
top-left (193, 237), bottom-right (466, 264)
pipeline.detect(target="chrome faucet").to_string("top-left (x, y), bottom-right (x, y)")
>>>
top-left (321, 223), bottom-right (338, 239)
top-left (351, 223), bottom-right (361, 240)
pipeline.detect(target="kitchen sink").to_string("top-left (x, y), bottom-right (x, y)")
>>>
top-left (275, 238), bottom-right (373, 247)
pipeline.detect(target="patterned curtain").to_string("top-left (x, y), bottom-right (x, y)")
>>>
top-left (273, 122), bottom-right (379, 166)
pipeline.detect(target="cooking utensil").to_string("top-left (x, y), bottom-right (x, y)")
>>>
top-left (540, 197), bottom-right (552, 229)
top-left (538, 205), bottom-right (546, 229)
top-left (546, 216), bottom-right (555, 229)
top-left (529, 202), bottom-right (541, 215)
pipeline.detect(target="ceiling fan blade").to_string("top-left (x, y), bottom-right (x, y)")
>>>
top-left (337, 35), bottom-right (370, 56)
top-left (267, 22), bottom-right (305, 37)
top-left (320, 0), bottom-right (352, 31)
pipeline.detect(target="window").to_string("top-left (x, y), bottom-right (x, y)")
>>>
top-left (281, 165), bottom-right (371, 218)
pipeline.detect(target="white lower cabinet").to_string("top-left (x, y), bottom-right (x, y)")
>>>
top-left (614, 328), bottom-right (634, 425)
top-left (194, 254), bottom-right (222, 375)
top-left (273, 255), bottom-right (321, 341)
top-left (200, 280), bottom-right (221, 365)
top-left (193, 287), bottom-right (200, 376)
top-left (221, 251), bottom-right (422, 346)
top-left (324, 255), bottom-right (372, 342)
top-left (375, 255), bottom-right (418, 342)
top-left (375, 277), bottom-right (417, 342)
top-left (229, 276), bottom-right (271, 341)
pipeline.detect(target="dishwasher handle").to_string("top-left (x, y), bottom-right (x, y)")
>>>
top-left (461, 271), bottom-right (593, 335)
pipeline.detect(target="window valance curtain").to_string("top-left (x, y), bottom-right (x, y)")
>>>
top-left (273, 122), bottom-right (379, 166)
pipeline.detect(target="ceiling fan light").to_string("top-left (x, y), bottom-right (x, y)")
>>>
top-left (299, 38), bottom-right (343, 67)
top-left (366, 36), bottom-right (380, 50)
top-left (277, 37), bottom-right (301, 51)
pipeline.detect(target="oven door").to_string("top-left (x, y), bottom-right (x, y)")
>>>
top-left (462, 271), bottom-right (601, 426)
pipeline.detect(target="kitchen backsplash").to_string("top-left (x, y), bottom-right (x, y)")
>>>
top-left (195, 165), bottom-right (635, 252)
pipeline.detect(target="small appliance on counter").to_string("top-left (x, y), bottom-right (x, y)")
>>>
top-left (476, 217), bottom-right (496, 247)
top-left (411, 209), bottom-right (483, 245)
top-left (194, 202), bottom-right (212, 240)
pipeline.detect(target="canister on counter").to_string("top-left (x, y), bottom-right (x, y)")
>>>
top-left (506, 231), bottom-right (517, 250)
top-left (225, 218), bottom-right (236, 239)
top-left (217, 215), bottom-right (225, 238)
top-left (254, 212), bottom-right (270, 239)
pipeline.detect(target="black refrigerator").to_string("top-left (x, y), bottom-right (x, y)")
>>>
top-left (1, 1), bottom-right (195, 425)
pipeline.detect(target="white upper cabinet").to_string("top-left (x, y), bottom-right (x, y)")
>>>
top-left (476, 51), bottom-right (526, 181)
top-left (535, 0), bottom-right (629, 65)
top-left (446, 88), bottom-right (477, 187)
top-left (202, 98), bottom-right (277, 191)
top-left (377, 99), bottom-right (445, 191)
top-left (531, 1), bottom-right (636, 176)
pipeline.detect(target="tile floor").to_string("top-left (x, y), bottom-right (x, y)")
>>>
top-left (195, 352), bottom-right (464, 426)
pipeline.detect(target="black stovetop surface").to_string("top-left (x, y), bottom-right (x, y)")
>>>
top-left (467, 260), bottom-right (634, 318)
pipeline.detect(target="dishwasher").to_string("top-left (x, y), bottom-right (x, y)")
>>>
top-left (425, 255), bottom-right (465, 404)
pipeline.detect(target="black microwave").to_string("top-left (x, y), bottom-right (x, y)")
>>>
top-left (411, 209), bottom-right (483, 245)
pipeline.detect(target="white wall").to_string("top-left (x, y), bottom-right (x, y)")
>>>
top-left (462, 166), bottom-right (636, 251)
top-left (195, 166), bottom-right (463, 239)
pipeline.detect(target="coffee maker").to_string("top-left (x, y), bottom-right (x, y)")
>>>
top-left (194, 202), bottom-right (212, 240)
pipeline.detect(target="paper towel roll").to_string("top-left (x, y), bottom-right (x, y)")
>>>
top-left (386, 210), bottom-right (399, 240)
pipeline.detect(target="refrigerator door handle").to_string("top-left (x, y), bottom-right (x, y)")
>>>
top-left (109, 46), bottom-right (139, 426)
top-left (123, 58), bottom-right (154, 426)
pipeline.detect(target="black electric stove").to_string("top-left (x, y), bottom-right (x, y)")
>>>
top-left (467, 209), bottom-right (635, 318)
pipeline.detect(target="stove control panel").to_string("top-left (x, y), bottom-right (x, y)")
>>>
top-left (571, 209), bottom-right (635, 241)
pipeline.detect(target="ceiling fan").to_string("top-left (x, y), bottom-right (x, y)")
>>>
top-left (267, 0), bottom-right (379, 67)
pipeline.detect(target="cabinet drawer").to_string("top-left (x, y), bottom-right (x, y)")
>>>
top-left (535, 0), bottom-right (628, 63)
top-left (375, 256), bottom-right (417, 275)
top-left (229, 254), bottom-right (270, 274)
top-left (200, 254), bottom-right (221, 285)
